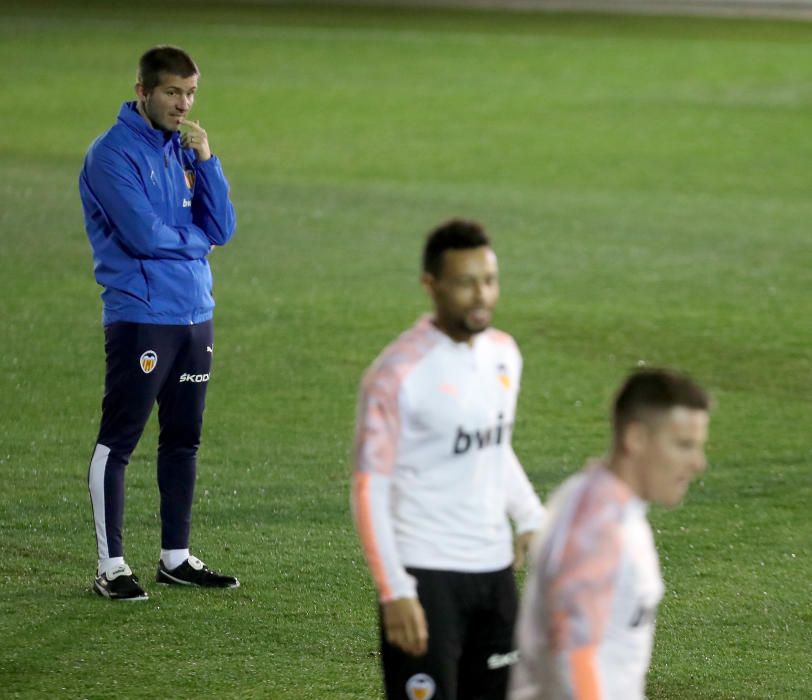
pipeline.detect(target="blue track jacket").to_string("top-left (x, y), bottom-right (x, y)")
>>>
top-left (79, 101), bottom-right (236, 325)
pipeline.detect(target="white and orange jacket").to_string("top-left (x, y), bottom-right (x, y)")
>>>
top-left (352, 316), bottom-right (545, 602)
top-left (509, 461), bottom-right (664, 700)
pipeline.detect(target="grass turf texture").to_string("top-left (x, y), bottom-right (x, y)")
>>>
top-left (1, 2), bottom-right (810, 697)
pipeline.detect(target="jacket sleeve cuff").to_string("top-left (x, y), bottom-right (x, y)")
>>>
top-left (195, 154), bottom-right (221, 171)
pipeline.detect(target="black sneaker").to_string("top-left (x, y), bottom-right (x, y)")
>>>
top-left (94, 564), bottom-right (149, 601)
top-left (156, 556), bottom-right (240, 588)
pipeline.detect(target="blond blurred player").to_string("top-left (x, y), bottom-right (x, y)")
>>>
top-left (509, 368), bottom-right (710, 700)
top-left (353, 219), bottom-right (545, 700)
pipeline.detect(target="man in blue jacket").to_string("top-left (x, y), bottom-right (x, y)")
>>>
top-left (80, 45), bottom-right (238, 600)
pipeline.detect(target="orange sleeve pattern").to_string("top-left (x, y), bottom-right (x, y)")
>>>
top-left (545, 485), bottom-right (626, 652)
top-left (352, 471), bottom-right (396, 600)
top-left (544, 478), bottom-right (628, 699)
top-left (351, 320), bottom-right (439, 601)
top-left (354, 365), bottom-right (402, 477)
top-left (569, 646), bottom-right (601, 700)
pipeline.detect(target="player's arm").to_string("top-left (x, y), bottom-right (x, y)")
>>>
top-left (505, 447), bottom-right (545, 569)
top-left (545, 505), bottom-right (623, 699)
top-left (351, 368), bottom-right (427, 656)
top-left (502, 346), bottom-right (544, 568)
top-left (83, 144), bottom-right (213, 260)
top-left (181, 119), bottom-right (236, 247)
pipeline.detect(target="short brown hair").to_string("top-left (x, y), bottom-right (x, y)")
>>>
top-left (613, 368), bottom-right (710, 441)
top-left (137, 45), bottom-right (199, 92)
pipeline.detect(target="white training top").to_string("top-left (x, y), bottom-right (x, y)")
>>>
top-left (352, 316), bottom-right (545, 602)
top-left (509, 461), bottom-right (665, 700)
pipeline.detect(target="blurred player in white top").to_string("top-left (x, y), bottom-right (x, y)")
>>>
top-left (509, 368), bottom-right (711, 700)
top-left (353, 219), bottom-right (545, 700)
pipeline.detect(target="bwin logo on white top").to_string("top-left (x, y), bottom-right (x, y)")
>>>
top-left (453, 413), bottom-right (513, 455)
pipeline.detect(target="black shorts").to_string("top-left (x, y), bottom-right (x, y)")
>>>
top-left (380, 567), bottom-right (518, 700)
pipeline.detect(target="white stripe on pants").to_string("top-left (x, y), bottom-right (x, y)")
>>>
top-left (88, 443), bottom-right (111, 560)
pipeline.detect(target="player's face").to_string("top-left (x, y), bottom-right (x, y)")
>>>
top-left (423, 246), bottom-right (499, 343)
top-left (636, 407), bottom-right (709, 508)
top-left (136, 72), bottom-right (198, 132)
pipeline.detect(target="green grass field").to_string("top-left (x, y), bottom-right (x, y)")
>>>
top-left (1, 1), bottom-right (810, 697)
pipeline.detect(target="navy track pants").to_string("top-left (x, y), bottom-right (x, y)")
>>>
top-left (88, 320), bottom-right (214, 560)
